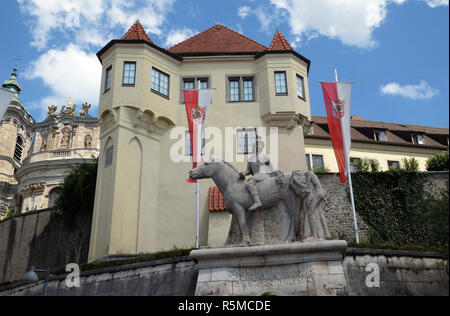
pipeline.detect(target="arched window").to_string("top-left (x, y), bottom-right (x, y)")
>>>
top-left (48, 187), bottom-right (61, 209)
top-left (14, 136), bottom-right (24, 162)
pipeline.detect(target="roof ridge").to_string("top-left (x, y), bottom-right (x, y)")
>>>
top-left (168, 24), bottom-right (268, 52)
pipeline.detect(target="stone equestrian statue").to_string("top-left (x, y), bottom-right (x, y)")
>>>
top-left (189, 138), bottom-right (331, 246)
top-left (240, 137), bottom-right (276, 211)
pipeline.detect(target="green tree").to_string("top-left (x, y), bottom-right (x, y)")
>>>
top-left (55, 159), bottom-right (98, 229)
top-left (426, 151), bottom-right (449, 171)
top-left (402, 157), bottom-right (420, 172)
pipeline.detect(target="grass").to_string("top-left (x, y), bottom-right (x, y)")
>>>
top-left (50, 247), bottom-right (194, 276)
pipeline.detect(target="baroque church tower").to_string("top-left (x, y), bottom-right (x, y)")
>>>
top-left (0, 65), bottom-right (35, 212)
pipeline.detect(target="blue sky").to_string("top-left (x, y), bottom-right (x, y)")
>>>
top-left (0, 0), bottom-right (448, 127)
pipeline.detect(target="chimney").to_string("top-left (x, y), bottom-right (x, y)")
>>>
top-left (351, 116), bottom-right (364, 121)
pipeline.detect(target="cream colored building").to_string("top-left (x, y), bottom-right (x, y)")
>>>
top-left (304, 116), bottom-right (449, 172)
top-left (89, 23), bottom-right (312, 261)
top-left (0, 65), bottom-right (99, 219)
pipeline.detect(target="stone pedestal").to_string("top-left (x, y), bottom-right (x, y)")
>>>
top-left (190, 240), bottom-right (348, 296)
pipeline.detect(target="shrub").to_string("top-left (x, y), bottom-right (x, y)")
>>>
top-left (55, 159), bottom-right (98, 229)
top-left (426, 151), bottom-right (449, 171)
top-left (354, 158), bottom-right (380, 172)
top-left (402, 157), bottom-right (420, 172)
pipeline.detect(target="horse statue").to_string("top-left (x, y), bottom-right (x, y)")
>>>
top-left (189, 159), bottom-right (331, 245)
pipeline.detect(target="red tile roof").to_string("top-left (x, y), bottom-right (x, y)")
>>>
top-left (209, 187), bottom-right (226, 212)
top-left (269, 31), bottom-right (293, 51)
top-left (307, 116), bottom-right (449, 150)
top-left (167, 24), bottom-right (268, 54)
top-left (121, 21), bottom-right (154, 44)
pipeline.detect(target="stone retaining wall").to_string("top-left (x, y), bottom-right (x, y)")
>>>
top-left (0, 249), bottom-right (447, 296)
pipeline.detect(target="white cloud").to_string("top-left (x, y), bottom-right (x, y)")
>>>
top-left (24, 44), bottom-right (102, 119)
top-left (164, 28), bottom-right (197, 48)
top-left (17, 0), bottom-right (176, 118)
top-left (251, 0), bottom-right (446, 49)
top-left (238, 6), bottom-right (251, 19)
top-left (423, 0), bottom-right (449, 7)
top-left (380, 80), bottom-right (439, 100)
top-left (17, 0), bottom-right (175, 50)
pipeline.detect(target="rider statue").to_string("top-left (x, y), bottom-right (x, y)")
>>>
top-left (240, 136), bottom-right (276, 211)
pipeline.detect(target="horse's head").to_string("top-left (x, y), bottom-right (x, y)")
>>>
top-left (189, 158), bottom-right (219, 180)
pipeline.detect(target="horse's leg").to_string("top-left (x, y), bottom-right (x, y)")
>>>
top-left (282, 193), bottom-right (299, 242)
top-left (233, 203), bottom-right (250, 245)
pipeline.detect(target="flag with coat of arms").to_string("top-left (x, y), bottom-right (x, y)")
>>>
top-left (320, 81), bottom-right (354, 183)
top-left (184, 89), bottom-right (214, 183)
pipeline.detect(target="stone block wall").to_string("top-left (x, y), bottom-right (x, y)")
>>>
top-left (1, 250), bottom-right (447, 296)
top-left (344, 248), bottom-right (448, 296)
top-left (0, 257), bottom-right (198, 296)
top-left (0, 208), bottom-right (92, 283)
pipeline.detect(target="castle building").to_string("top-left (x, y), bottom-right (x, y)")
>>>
top-left (0, 66), bottom-right (99, 218)
top-left (89, 23), bottom-right (312, 261)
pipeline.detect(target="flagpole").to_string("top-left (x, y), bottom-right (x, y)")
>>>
top-left (335, 69), bottom-right (360, 244)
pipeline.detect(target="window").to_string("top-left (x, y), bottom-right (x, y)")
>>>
top-left (123, 62), bottom-right (136, 86)
top-left (350, 158), bottom-right (361, 173)
top-left (243, 78), bottom-right (254, 101)
top-left (275, 71), bottom-right (287, 95)
top-left (312, 155), bottom-right (324, 170)
top-left (229, 79), bottom-right (240, 102)
top-left (388, 160), bottom-right (400, 170)
top-left (105, 145), bottom-right (114, 168)
top-left (374, 130), bottom-right (387, 142)
top-left (14, 136), bottom-right (24, 162)
top-left (181, 77), bottom-right (209, 103)
top-left (412, 134), bottom-right (424, 145)
top-left (185, 131), bottom-right (206, 156)
top-left (184, 80), bottom-right (195, 91)
top-left (226, 76), bottom-right (256, 102)
top-left (151, 68), bottom-right (169, 97)
top-left (306, 154), bottom-right (312, 171)
top-left (296, 75), bottom-right (305, 99)
top-left (198, 78), bottom-right (209, 90)
top-left (104, 66), bottom-right (112, 92)
top-left (237, 129), bottom-right (257, 154)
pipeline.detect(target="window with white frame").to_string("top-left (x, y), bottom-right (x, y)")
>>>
top-left (123, 62), bottom-right (136, 86)
top-left (151, 67), bottom-right (169, 97)
top-left (412, 134), bottom-right (424, 145)
top-left (296, 74), bottom-right (305, 99)
top-left (237, 129), bottom-right (257, 155)
top-left (275, 71), bottom-right (287, 95)
top-left (229, 78), bottom-right (240, 102)
top-left (374, 130), bottom-right (387, 142)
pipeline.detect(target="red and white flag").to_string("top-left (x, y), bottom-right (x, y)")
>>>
top-left (320, 82), bottom-right (353, 183)
top-left (184, 89), bottom-right (213, 183)
top-left (0, 87), bottom-right (15, 119)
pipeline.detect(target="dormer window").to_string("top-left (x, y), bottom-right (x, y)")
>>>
top-left (374, 130), bottom-right (387, 142)
top-left (412, 134), bottom-right (424, 145)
